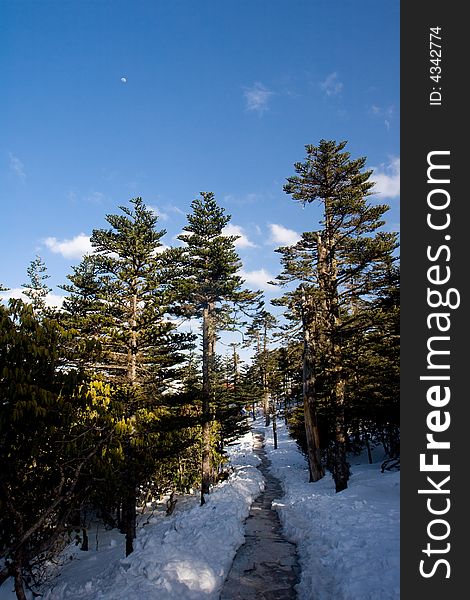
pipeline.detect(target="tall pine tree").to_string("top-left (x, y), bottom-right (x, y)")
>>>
top-left (62, 197), bottom-right (187, 554)
top-left (169, 192), bottom-right (258, 505)
top-left (280, 140), bottom-right (398, 492)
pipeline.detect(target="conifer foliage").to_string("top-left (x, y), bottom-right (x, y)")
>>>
top-left (0, 300), bottom-right (111, 599)
top-left (61, 197), bottom-right (191, 555)
top-left (244, 307), bottom-right (278, 429)
top-left (170, 192), bottom-right (258, 505)
top-left (278, 140), bottom-right (399, 492)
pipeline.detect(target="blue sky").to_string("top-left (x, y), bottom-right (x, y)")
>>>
top-left (1, 0), bottom-right (399, 312)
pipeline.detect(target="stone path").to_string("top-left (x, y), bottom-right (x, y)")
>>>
top-left (220, 431), bottom-right (300, 600)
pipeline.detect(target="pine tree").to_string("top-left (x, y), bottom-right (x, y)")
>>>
top-left (214, 347), bottom-right (250, 456)
top-left (62, 197), bottom-right (188, 554)
top-left (238, 362), bottom-right (264, 421)
top-left (281, 140), bottom-right (398, 492)
top-left (21, 255), bottom-right (51, 316)
top-left (273, 285), bottom-right (325, 481)
top-left (244, 307), bottom-right (278, 427)
top-left (170, 192), bottom-right (259, 505)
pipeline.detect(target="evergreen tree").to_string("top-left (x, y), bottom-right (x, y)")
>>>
top-left (280, 140), bottom-right (398, 492)
top-left (237, 362), bottom-right (264, 421)
top-left (244, 306), bottom-right (284, 446)
top-left (0, 300), bottom-right (111, 599)
top-left (214, 347), bottom-right (250, 456)
top-left (244, 306), bottom-right (278, 427)
top-left (273, 285), bottom-right (325, 481)
top-left (21, 255), bottom-right (51, 316)
top-left (170, 192), bottom-right (258, 505)
top-left (61, 197), bottom-right (189, 554)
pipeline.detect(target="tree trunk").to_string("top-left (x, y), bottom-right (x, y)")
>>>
top-left (272, 407), bottom-right (278, 450)
top-left (302, 356), bottom-right (324, 481)
top-left (301, 289), bottom-right (325, 482)
top-left (201, 303), bottom-right (215, 505)
top-left (263, 390), bottom-right (270, 427)
top-left (332, 376), bottom-right (350, 493)
top-left (129, 290), bottom-right (138, 385)
top-left (364, 427), bottom-right (373, 464)
top-left (125, 288), bottom-right (138, 551)
top-left (380, 429), bottom-right (390, 456)
top-left (81, 527), bottom-right (89, 551)
top-left (333, 429), bottom-right (349, 492)
top-left (117, 503), bottom-right (124, 533)
top-left (317, 225), bottom-right (349, 493)
top-left (200, 421), bottom-right (211, 506)
top-left (12, 561), bottom-right (27, 600)
top-left (388, 424), bottom-right (400, 458)
top-left (124, 483), bottom-right (137, 556)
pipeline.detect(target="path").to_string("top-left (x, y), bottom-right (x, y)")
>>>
top-left (220, 431), bottom-right (300, 600)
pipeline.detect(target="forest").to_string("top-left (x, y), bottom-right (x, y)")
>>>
top-left (0, 140), bottom-right (399, 600)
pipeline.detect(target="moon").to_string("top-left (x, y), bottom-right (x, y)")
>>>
top-left (121, 77), bottom-right (127, 83)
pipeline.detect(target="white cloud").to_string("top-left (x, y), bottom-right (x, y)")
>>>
top-left (9, 152), bottom-right (26, 180)
top-left (371, 157), bottom-right (400, 198)
top-left (45, 292), bottom-right (65, 308)
top-left (153, 243), bottom-right (170, 255)
top-left (1, 288), bottom-right (28, 303)
top-left (0, 288), bottom-right (64, 308)
top-left (149, 205), bottom-right (169, 221)
top-left (244, 82), bottom-right (273, 114)
top-left (223, 224), bottom-right (256, 248)
top-left (320, 72), bottom-right (343, 97)
top-left (240, 268), bottom-right (277, 291)
top-left (369, 104), bottom-right (395, 130)
top-left (223, 192), bottom-right (263, 206)
top-left (167, 204), bottom-right (185, 216)
top-left (268, 223), bottom-right (301, 246)
top-left (44, 233), bottom-right (93, 260)
top-left (85, 191), bottom-right (105, 204)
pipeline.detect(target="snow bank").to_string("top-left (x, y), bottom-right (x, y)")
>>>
top-left (0, 431), bottom-right (263, 600)
top-left (263, 420), bottom-right (400, 600)
top-left (0, 423), bottom-right (400, 600)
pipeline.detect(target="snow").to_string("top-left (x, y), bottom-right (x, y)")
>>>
top-left (0, 432), bottom-right (263, 600)
top-left (263, 419), bottom-right (400, 600)
top-left (0, 420), bottom-right (399, 600)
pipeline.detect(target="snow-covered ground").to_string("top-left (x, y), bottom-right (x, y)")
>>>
top-left (1, 419), bottom-right (399, 600)
top-left (0, 432), bottom-right (264, 600)
top-left (263, 419), bottom-right (400, 600)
